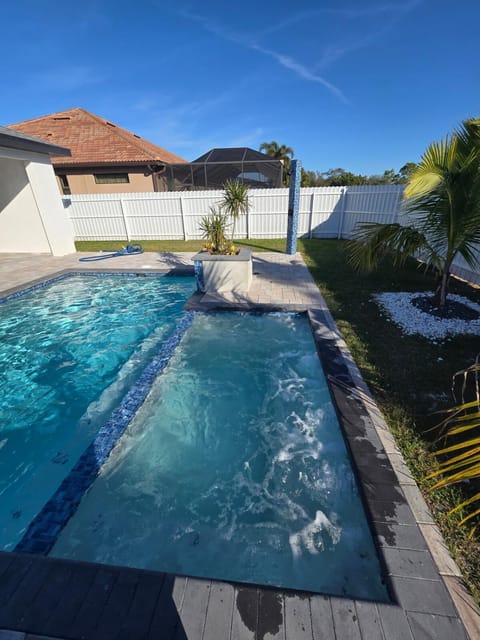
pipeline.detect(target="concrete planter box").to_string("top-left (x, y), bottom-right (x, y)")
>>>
top-left (193, 248), bottom-right (253, 293)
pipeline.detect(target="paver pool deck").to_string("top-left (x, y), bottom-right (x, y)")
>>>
top-left (0, 251), bottom-right (479, 640)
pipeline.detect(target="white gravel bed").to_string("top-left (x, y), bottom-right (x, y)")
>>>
top-left (374, 292), bottom-right (480, 340)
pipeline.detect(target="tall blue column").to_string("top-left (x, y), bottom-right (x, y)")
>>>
top-left (286, 159), bottom-right (301, 255)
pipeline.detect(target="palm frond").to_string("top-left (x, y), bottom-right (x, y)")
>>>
top-left (404, 137), bottom-right (456, 198)
top-left (449, 492), bottom-right (480, 514)
top-left (432, 436), bottom-right (480, 457)
top-left (427, 359), bottom-right (480, 527)
top-left (347, 222), bottom-right (430, 271)
top-left (427, 456), bottom-right (480, 486)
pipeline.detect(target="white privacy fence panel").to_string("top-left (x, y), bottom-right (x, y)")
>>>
top-left (65, 185), bottom-right (405, 242)
top-left (64, 185), bottom-right (480, 282)
top-left (450, 247), bottom-right (480, 285)
top-left (341, 186), bottom-right (405, 238)
top-left (70, 198), bottom-right (128, 240)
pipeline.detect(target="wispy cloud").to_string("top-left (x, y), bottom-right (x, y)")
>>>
top-left (174, 2), bottom-right (422, 103)
top-left (252, 45), bottom-right (348, 103)
top-left (257, 2), bottom-right (421, 37)
top-left (176, 8), bottom-right (347, 103)
top-left (331, 1), bottom-right (422, 20)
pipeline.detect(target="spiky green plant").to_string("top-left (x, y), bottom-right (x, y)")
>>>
top-left (199, 206), bottom-right (229, 253)
top-left (220, 179), bottom-right (250, 242)
top-left (426, 358), bottom-right (480, 528)
top-left (348, 119), bottom-right (480, 307)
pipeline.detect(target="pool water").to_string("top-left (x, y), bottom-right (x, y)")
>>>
top-left (0, 274), bottom-right (194, 550)
top-left (51, 313), bottom-right (387, 600)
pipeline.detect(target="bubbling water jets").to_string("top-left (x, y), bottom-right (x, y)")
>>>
top-left (289, 510), bottom-right (341, 558)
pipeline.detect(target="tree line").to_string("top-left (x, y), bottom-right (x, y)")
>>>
top-left (300, 164), bottom-right (416, 187)
top-left (258, 141), bottom-right (416, 186)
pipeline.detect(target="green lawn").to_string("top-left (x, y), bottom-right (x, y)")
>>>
top-left (75, 239), bottom-right (289, 253)
top-left (76, 237), bottom-right (480, 600)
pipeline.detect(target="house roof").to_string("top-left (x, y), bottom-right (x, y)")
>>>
top-left (8, 107), bottom-right (186, 168)
top-left (0, 124), bottom-right (71, 157)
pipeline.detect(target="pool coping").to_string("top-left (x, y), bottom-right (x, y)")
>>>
top-left (0, 265), bottom-right (478, 639)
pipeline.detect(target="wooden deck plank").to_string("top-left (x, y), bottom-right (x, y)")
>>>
top-left (0, 557), bottom-right (50, 629)
top-left (115, 571), bottom-right (166, 640)
top-left (284, 594), bottom-right (313, 640)
top-left (69, 567), bottom-right (118, 639)
top-left (376, 604), bottom-right (414, 640)
top-left (330, 598), bottom-right (361, 640)
top-left (175, 578), bottom-right (211, 640)
top-left (0, 555), bottom-right (35, 610)
top-left (310, 595), bottom-right (335, 640)
top-left (0, 553), bottom-right (14, 579)
top-left (257, 589), bottom-right (285, 640)
top-left (202, 581), bottom-right (235, 640)
top-left (147, 575), bottom-right (187, 640)
top-left (91, 568), bottom-right (140, 640)
top-left (354, 601), bottom-right (385, 640)
top-left (20, 562), bottom-right (74, 632)
top-left (43, 562), bottom-right (97, 638)
top-left (231, 587), bottom-right (258, 640)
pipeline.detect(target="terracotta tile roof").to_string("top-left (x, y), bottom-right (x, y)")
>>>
top-left (8, 107), bottom-right (186, 167)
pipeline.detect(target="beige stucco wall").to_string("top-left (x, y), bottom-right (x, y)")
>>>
top-left (0, 156), bottom-right (51, 253)
top-left (25, 159), bottom-right (76, 255)
top-left (0, 148), bottom-right (76, 255)
top-left (57, 170), bottom-right (156, 194)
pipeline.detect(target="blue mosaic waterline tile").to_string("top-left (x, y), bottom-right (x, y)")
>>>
top-left (194, 260), bottom-right (205, 292)
top-left (15, 311), bottom-right (195, 555)
top-left (286, 159), bottom-right (301, 255)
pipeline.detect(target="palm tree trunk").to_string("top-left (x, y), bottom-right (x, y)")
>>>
top-left (439, 268), bottom-right (450, 308)
top-left (433, 261), bottom-right (451, 308)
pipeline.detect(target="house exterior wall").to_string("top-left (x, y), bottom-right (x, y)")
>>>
top-left (56, 167), bottom-right (162, 195)
top-left (25, 158), bottom-right (76, 255)
top-left (0, 147), bottom-right (76, 255)
top-left (0, 156), bottom-right (51, 253)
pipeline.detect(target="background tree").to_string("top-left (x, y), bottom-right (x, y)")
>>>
top-left (321, 168), bottom-right (369, 186)
top-left (259, 141), bottom-right (294, 186)
top-left (398, 162), bottom-right (418, 182)
top-left (348, 119), bottom-right (480, 308)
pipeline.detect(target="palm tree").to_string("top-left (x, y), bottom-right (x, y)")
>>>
top-left (348, 119), bottom-right (480, 308)
top-left (259, 141), bottom-right (294, 186)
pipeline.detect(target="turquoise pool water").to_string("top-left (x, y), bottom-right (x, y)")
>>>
top-left (0, 274), bottom-right (194, 550)
top-left (51, 313), bottom-right (387, 600)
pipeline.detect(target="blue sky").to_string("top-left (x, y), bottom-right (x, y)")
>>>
top-left (1, 1), bottom-right (479, 174)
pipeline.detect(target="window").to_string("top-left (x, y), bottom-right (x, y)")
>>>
top-left (94, 173), bottom-right (130, 184)
top-left (59, 174), bottom-right (71, 195)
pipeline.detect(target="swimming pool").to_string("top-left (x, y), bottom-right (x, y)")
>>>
top-left (0, 273), bottom-right (194, 550)
top-left (50, 312), bottom-right (387, 600)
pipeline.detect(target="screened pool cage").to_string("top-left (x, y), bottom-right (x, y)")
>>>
top-left (160, 147), bottom-right (283, 191)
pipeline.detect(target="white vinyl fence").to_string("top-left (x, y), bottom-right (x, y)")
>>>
top-left (63, 185), bottom-right (480, 285)
top-left (63, 185), bottom-right (404, 242)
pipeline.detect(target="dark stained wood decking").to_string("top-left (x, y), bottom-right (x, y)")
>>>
top-left (0, 551), bottom-right (467, 640)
